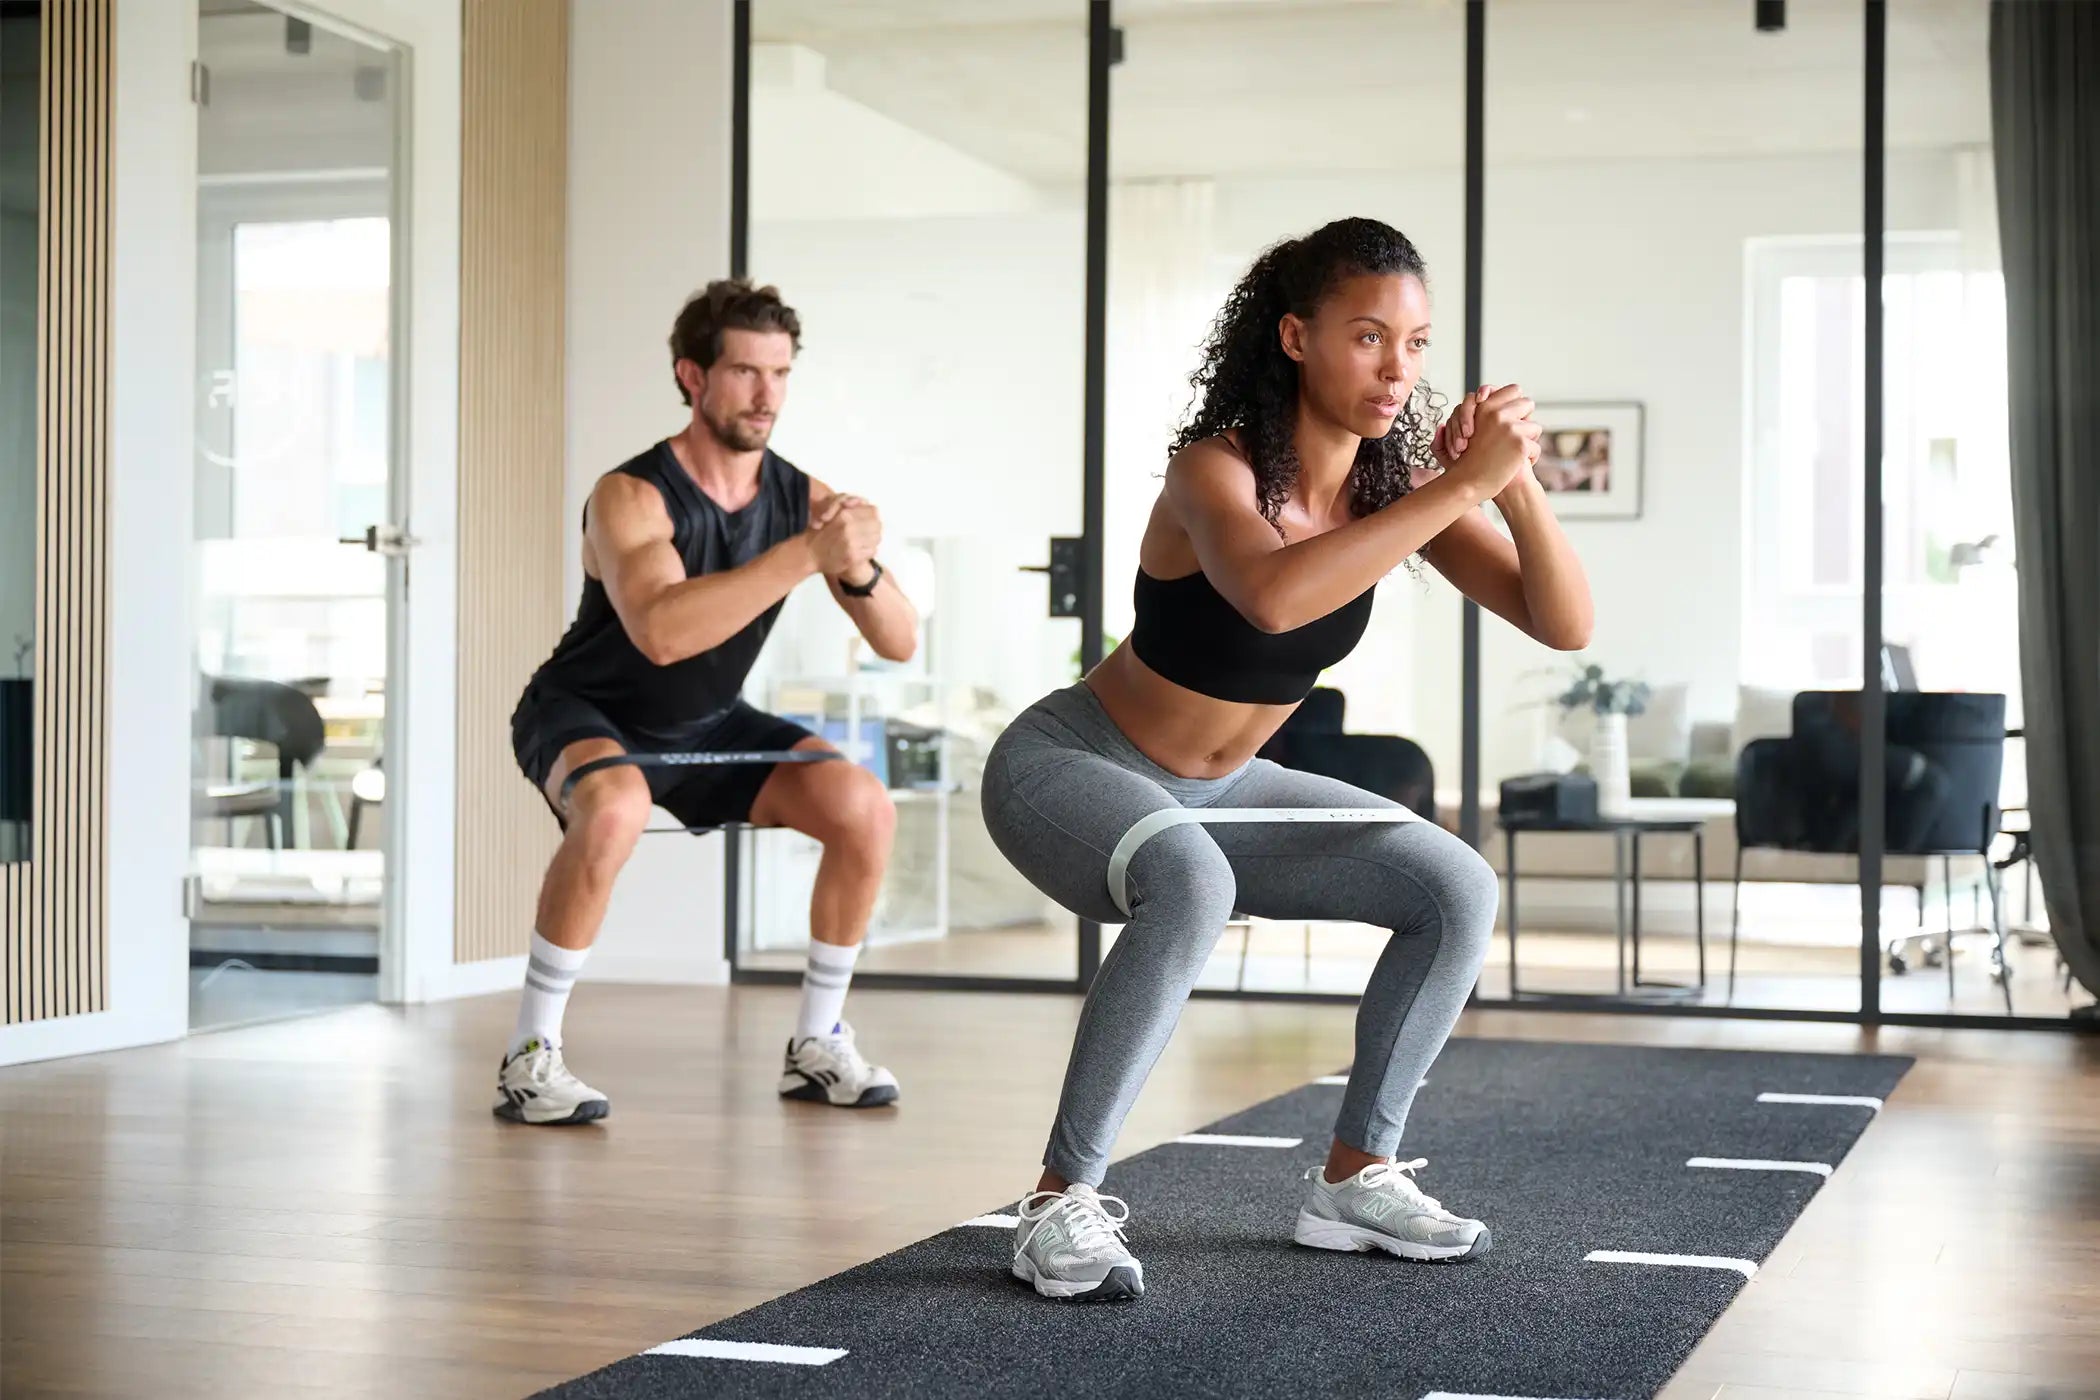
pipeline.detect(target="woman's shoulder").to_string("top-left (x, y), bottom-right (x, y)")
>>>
top-left (1166, 432), bottom-right (1259, 500)
top-left (1168, 430), bottom-right (1253, 477)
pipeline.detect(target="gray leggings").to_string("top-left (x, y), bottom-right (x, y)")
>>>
top-left (981, 683), bottom-right (1498, 1187)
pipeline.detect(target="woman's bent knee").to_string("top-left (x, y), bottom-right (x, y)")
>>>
top-left (1127, 823), bottom-right (1237, 921)
top-left (1382, 826), bottom-right (1498, 953)
top-left (1437, 844), bottom-right (1499, 959)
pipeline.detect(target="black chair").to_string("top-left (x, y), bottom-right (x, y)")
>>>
top-left (1259, 687), bottom-right (1437, 815)
top-left (1, 677), bottom-right (29, 861)
top-left (193, 675), bottom-right (327, 850)
top-left (1224, 688), bottom-right (1437, 988)
top-left (1731, 690), bottom-right (2011, 1009)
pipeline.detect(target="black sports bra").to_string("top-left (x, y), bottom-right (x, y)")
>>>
top-left (1127, 567), bottom-right (1375, 705)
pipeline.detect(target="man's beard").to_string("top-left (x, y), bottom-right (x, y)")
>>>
top-left (702, 407), bottom-right (772, 453)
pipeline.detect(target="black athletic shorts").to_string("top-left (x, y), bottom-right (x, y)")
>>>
top-left (510, 682), bottom-right (817, 831)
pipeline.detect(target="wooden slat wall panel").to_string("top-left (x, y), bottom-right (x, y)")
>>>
top-left (455, 0), bottom-right (568, 964)
top-left (4, 0), bottom-right (112, 1024)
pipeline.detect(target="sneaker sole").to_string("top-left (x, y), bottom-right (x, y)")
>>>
top-left (492, 1097), bottom-right (610, 1126)
top-left (778, 1077), bottom-right (900, 1109)
top-left (1291, 1211), bottom-right (1491, 1263)
top-left (1011, 1256), bottom-right (1144, 1303)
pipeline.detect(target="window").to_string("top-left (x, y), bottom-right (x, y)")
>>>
top-left (1744, 233), bottom-right (2015, 703)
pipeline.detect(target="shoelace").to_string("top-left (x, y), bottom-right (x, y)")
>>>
top-left (798, 1029), bottom-right (871, 1084)
top-left (1360, 1158), bottom-right (1448, 1216)
top-left (1017, 1190), bottom-right (1131, 1257)
top-left (1308, 1157), bottom-right (1450, 1218)
top-left (517, 1045), bottom-right (566, 1086)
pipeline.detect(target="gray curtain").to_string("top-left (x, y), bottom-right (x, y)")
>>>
top-left (1989, 1), bottom-right (2100, 1003)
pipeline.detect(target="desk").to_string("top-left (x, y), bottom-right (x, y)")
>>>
top-left (1502, 810), bottom-right (1714, 1000)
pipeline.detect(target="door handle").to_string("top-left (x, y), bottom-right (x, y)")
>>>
top-left (1022, 537), bottom-right (1083, 618)
top-left (340, 524), bottom-right (422, 557)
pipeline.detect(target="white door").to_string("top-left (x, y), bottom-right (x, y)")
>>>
top-left (187, 0), bottom-right (410, 1028)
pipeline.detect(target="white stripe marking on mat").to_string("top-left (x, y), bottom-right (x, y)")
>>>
top-left (1175, 1133), bottom-right (1303, 1148)
top-left (1421, 1393), bottom-right (1596, 1400)
top-left (960, 1214), bottom-right (1019, 1228)
top-left (1315, 1075), bottom-right (1423, 1087)
top-left (1758, 1091), bottom-right (1883, 1110)
top-left (1585, 1249), bottom-right (1758, 1278)
top-left (645, 1340), bottom-right (847, 1366)
top-left (1687, 1156), bottom-right (1833, 1177)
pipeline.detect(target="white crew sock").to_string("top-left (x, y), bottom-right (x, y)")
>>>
top-left (796, 939), bottom-right (861, 1041)
top-left (513, 932), bottom-right (591, 1054)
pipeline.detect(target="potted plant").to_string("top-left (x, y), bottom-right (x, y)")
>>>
top-left (1553, 662), bottom-right (1651, 814)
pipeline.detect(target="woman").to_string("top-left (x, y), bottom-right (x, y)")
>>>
top-left (982, 217), bottom-right (1593, 1303)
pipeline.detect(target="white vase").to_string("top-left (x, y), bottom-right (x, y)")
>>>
top-left (1590, 711), bottom-right (1632, 815)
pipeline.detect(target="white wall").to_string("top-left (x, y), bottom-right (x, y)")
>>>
top-left (563, 0), bottom-right (737, 984)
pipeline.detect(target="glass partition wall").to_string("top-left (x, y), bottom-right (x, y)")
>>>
top-left (728, 0), bottom-right (2089, 1030)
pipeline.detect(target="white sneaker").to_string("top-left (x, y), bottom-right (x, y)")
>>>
top-left (1292, 1158), bottom-right (1490, 1262)
top-left (492, 1039), bottom-right (610, 1126)
top-left (1012, 1184), bottom-right (1144, 1302)
top-left (778, 1022), bottom-right (900, 1108)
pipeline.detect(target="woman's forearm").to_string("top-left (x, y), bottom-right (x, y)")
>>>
top-left (1495, 477), bottom-right (1593, 649)
top-left (1243, 473), bottom-right (1491, 631)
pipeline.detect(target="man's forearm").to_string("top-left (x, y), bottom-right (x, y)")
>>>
top-left (834, 571), bottom-right (918, 662)
top-left (636, 536), bottom-right (817, 665)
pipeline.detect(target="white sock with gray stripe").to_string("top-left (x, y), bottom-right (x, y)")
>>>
top-left (512, 932), bottom-right (590, 1054)
top-left (796, 940), bottom-right (861, 1040)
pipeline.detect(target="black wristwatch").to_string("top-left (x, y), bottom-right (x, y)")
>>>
top-left (839, 559), bottom-right (884, 597)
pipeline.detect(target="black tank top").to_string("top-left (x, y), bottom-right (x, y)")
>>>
top-left (1127, 567), bottom-right (1375, 705)
top-left (531, 441), bottom-right (811, 734)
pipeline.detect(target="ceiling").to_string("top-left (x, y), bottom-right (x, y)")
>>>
top-left (752, 0), bottom-right (1992, 182)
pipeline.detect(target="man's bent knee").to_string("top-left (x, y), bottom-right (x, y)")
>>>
top-left (568, 773), bottom-right (652, 868)
top-left (817, 769), bottom-right (896, 860)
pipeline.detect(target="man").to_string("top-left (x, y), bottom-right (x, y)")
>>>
top-left (500, 279), bottom-right (918, 1125)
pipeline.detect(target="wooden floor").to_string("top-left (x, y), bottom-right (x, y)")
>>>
top-left (3, 986), bottom-right (2098, 1399)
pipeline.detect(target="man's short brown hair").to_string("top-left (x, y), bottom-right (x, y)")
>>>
top-left (668, 279), bottom-right (802, 405)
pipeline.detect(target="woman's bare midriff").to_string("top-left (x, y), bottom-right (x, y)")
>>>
top-left (1086, 439), bottom-right (1329, 779)
top-left (1082, 645), bottom-right (1298, 780)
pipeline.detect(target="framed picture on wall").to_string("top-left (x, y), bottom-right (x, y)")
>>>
top-left (1525, 401), bottom-right (1644, 520)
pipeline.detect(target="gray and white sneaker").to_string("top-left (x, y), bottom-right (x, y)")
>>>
top-left (493, 1039), bottom-right (610, 1125)
top-left (1012, 1184), bottom-right (1144, 1303)
top-left (1292, 1157), bottom-right (1490, 1262)
top-left (778, 1022), bottom-right (900, 1108)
